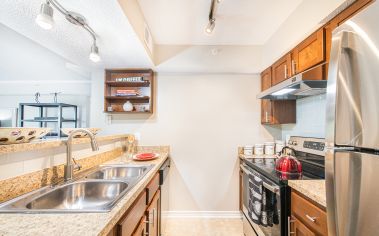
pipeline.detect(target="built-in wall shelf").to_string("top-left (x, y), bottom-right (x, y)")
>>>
top-left (104, 69), bottom-right (154, 114)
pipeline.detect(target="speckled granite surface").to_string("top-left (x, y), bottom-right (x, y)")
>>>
top-left (0, 134), bottom-right (130, 155)
top-left (288, 180), bottom-right (326, 207)
top-left (0, 146), bottom-right (170, 236)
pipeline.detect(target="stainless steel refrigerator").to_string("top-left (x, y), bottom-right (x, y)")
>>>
top-left (325, 1), bottom-right (379, 236)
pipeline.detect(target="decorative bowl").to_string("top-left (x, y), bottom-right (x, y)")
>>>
top-left (0, 127), bottom-right (51, 145)
top-left (61, 128), bottom-right (101, 138)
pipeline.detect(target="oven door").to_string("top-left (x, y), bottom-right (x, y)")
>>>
top-left (241, 163), bottom-right (282, 236)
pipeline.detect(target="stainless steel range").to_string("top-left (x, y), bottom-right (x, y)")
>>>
top-left (241, 136), bottom-right (325, 236)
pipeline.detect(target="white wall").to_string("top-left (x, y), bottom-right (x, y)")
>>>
top-left (0, 23), bottom-right (91, 128)
top-left (281, 94), bottom-right (326, 139)
top-left (90, 71), bottom-right (281, 212)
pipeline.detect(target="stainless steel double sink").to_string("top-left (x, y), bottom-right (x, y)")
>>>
top-left (0, 164), bottom-right (154, 213)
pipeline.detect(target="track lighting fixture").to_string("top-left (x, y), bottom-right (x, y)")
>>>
top-left (35, 2), bottom-right (54, 30)
top-left (89, 43), bottom-right (101, 62)
top-left (205, 0), bottom-right (220, 35)
top-left (205, 19), bottom-right (216, 34)
top-left (36, 0), bottom-right (101, 63)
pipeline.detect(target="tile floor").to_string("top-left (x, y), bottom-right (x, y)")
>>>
top-left (163, 218), bottom-right (243, 236)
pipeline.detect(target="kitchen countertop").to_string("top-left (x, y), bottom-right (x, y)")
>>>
top-left (288, 180), bottom-right (326, 208)
top-left (0, 148), bottom-right (169, 236)
top-left (0, 134), bottom-right (130, 155)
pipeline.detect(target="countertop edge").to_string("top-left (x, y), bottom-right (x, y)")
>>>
top-left (288, 180), bottom-right (326, 208)
top-left (0, 134), bottom-right (130, 155)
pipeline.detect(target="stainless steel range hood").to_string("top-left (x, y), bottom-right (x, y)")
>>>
top-left (257, 63), bottom-right (328, 100)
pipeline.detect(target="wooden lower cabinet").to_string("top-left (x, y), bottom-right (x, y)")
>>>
top-left (291, 216), bottom-right (316, 236)
top-left (290, 191), bottom-right (327, 236)
top-left (146, 190), bottom-right (160, 236)
top-left (132, 216), bottom-right (148, 236)
top-left (113, 173), bottom-right (161, 236)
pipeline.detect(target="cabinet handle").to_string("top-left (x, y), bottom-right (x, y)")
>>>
top-left (288, 217), bottom-right (295, 235)
top-left (148, 208), bottom-right (155, 227)
top-left (291, 60), bottom-right (296, 75)
top-left (265, 111), bottom-right (268, 123)
top-left (306, 214), bottom-right (317, 223)
top-left (284, 65), bottom-right (288, 79)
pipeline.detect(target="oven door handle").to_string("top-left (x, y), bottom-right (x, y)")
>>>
top-left (263, 182), bottom-right (280, 194)
top-left (240, 164), bottom-right (280, 195)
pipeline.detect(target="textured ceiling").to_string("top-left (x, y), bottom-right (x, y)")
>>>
top-left (0, 0), bottom-right (153, 70)
top-left (137, 0), bottom-right (303, 45)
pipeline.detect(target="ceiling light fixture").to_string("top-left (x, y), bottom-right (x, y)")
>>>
top-left (35, 2), bottom-right (54, 30)
top-left (205, 19), bottom-right (216, 34)
top-left (36, 0), bottom-right (101, 63)
top-left (205, 0), bottom-right (220, 35)
top-left (89, 43), bottom-right (101, 62)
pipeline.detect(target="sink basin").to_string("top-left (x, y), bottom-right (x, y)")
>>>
top-left (86, 165), bottom-right (150, 180)
top-left (25, 180), bottom-right (129, 211)
top-left (0, 164), bottom-right (155, 213)
top-left (0, 180), bottom-right (130, 213)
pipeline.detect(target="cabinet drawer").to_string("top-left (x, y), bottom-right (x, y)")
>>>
top-left (146, 173), bottom-right (159, 205)
top-left (291, 192), bottom-right (327, 236)
top-left (118, 191), bottom-right (147, 236)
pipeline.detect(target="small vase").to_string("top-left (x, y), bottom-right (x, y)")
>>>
top-left (123, 101), bottom-right (133, 112)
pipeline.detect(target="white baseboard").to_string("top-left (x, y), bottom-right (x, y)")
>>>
top-left (163, 211), bottom-right (242, 219)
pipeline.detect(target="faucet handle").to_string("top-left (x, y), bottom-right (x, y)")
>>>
top-left (72, 158), bottom-right (82, 171)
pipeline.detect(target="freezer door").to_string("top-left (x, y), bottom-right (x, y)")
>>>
top-left (326, 150), bottom-right (379, 236)
top-left (325, 1), bottom-right (379, 150)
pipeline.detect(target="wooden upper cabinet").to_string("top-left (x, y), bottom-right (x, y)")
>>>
top-left (260, 67), bottom-right (273, 124)
top-left (292, 28), bottom-right (325, 74)
top-left (335, 0), bottom-right (373, 26)
top-left (272, 53), bottom-right (292, 85)
top-left (261, 67), bottom-right (272, 91)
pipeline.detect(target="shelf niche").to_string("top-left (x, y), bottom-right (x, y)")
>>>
top-left (104, 69), bottom-right (154, 114)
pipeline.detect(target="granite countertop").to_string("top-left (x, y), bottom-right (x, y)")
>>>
top-left (238, 153), bottom-right (277, 159)
top-left (0, 134), bottom-right (130, 155)
top-left (0, 148), bottom-right (169, 236)
top-left (288, 180), bottom-right (326, 208)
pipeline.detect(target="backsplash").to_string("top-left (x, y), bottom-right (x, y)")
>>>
top-left (281, 94), bottom-right (326, 139)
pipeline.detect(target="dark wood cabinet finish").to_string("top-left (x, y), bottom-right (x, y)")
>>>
top-left (291, 191), bottom-right (327, 236)
top-left (146, 173), bottom-right (160, 205)
top-left (272, 53), bottom-right (292, 85)
top-left (260, 67), bottom-right (296, 125)
top-left (146, 190), bottom-right (160, 236)
top-left (291, 216), bottom-right (317, 236)
top-left (104, 69), bottom-right (154, 114)
top-left (118, 191), bottom-right (147, 236)
top-left (132, 216), bottom-right (147, 236)
top-left (293, 28), bottom-right (325, 74)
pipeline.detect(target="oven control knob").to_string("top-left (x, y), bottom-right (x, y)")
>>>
top-left (292, 141), bottom-right (298, 146)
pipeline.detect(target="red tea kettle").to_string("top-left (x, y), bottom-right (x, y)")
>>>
top-left (275, 146), bottom-right (302, 175)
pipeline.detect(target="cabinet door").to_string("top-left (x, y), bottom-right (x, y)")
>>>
top-left (147, 190), bottom-right (160, 236)
top-left (260, 67), bottom-right (273, 124)
top-left (118, 191), bottom-right (147, 236)
top-left (261, 100), bottom-right (273, 124)
top-left (132, 216), bottom-right (147, 236)
top-left (293, 28), bottom-right (325, 74)
top-left (272, 53), bottom-right (291, 85)
top-left (291, 216), bottom-right (316, 236)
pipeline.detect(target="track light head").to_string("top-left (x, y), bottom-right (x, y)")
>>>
top-left (205, 19), bottom-right (216, 35)
top-left (89, 43), bottom-right (101, 62)
top-left (36, 2), bottom-right (54, 30)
